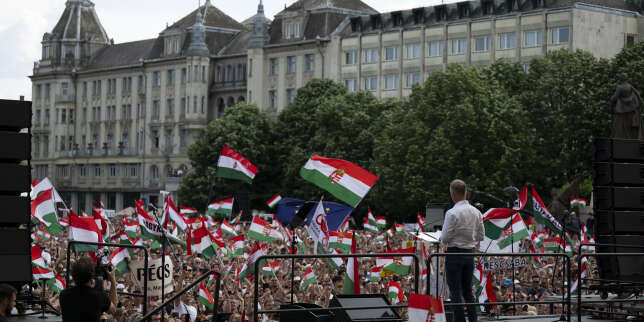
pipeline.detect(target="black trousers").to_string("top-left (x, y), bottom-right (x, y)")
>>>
top-left (446, 247), bottom-right (477, 322)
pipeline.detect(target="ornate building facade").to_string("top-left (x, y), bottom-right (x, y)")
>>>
top-left (31, 0), bottom-right (642, 212)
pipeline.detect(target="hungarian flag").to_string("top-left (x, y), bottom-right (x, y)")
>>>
top-left (207, 197), bottom-right (234, 216)
top-left (31, 189), bottom-right (63, 235)
top-left (230, 212), bottom-right (242, 225)
top-left (323, 248), bottom-right (344, 270)
top-left (47, 275), bottom-right (66, 293)
top-left (363, 217), bottom-right (377, 234)
top-left (248, 216), bottom-right (283, 242)
top-left (370, 266), bottom-right (384, 282)
top-left (570, 198), bottom-right (587, 208)
top-left (473, 264), bottom-right (484, 296)
top-left (385, 227), bottom-right (395, 239)
top-left (230, 235), bottom-right (244, 257)
top-left (123, 219), bottom-right (139, 239)
top-left (478, 272), bottom-right (497, 311)
top-left (69, 211), bottom-right (103, 252)
top-left (33, 266), bottom-right (55, 280)
top-left (31, 245), bottom-right (49, 269)
top-left (93, 207), bottom-right (109, 240)
top-left (188, 225), bottom-right (219, 259)
top-left (544, 237), bottom-right (563, 253)
top-left (220, 219), bottom-right (236, 236)
top-left (266, 194), bottom-right (282, 208)
top-left (216, 145), bottom-right (258, 184)
top-left (300, 155), bottom-right (378, 207)
top-left (329, 231), bottom-right (352, 253)
top-left (375, 216), bottom-right (387, 229)
top-left (378, 248), bottom-right (414, 276)
top-left (481, 208), bottom-right (528, 253)
top-left (342, 232), bottom-right (359, 294)
top-left (198, 283), bottom-right (215, 310)
top-left (570, 258), bottom-right (588, 295)
top-left (339, 217), bottom-right (349, 232)
top-left (261, 261), bottom-right (281, 276)
top-left (532, 186), bottom-right (564, 234)
top-left (30, 177), bottom-right (64, 202)
top-left (109, 247), bottom-right (130, 276)
top-left (180, 207), bottom-right (198, 216)
top-left (417, 213), bottom-right (427, 232)
top-left (238, 243), bottom-right (267, 280)
top-left (388, 281), bottom-right (404, 304)
top-left (136, 200), bottom-right (186, 248)
top-left (163, 196), bottom-right (188, 231)
top-left (408, 294), bottom-right (446, 322)
top-left (514, 185), bottom-right (528, 211)
top-left (395, 224), bottom-right (404, 234)
top-left (300, 266), bottom-right (317, 290)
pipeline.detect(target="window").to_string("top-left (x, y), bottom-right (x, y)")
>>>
top-left (269, 58), bottom-right (279, 75)
top-left (152, 100), bottom-right (160, 119)
top-left (36, 110), bottom-right (41, 124)
top-left (406, 43), bottom-right (420, 59)
top-left (181, 97), bottom-right (186, 115)
top-left (128, 164), bottom-right (138, 177)
top-left (268, 90), bottom-right (277, 109)
top-left (202, 66), bottom-right (206, 83)
top-left (286, 56), bottom-right (296, 73)
top-left (61, 82), bottom-right (68, 96)
top-left (167, 70), bottom-right (175, 85)
top-left (109, 164), bottom-right (117, 177)
top-left (45, 109), bottom-right (50, 124)
top-left (405, 72), bottom-right (421, 88)
top-left (193, 96), bottom-right (197, 113)
top-left (152, 130), bottom-right (159, 149)
top-left (34, 136), bottom-right (40, 156)
top-left (429, 41), bottom-right (444, 57)
top-left (474, 36), bottom-right (491, 52)
top-left (385, 46), bottom-right (399, 61)
top-left (194, 65), bottom-right (199, 81)
top-left (45, 84), bottom-right (51, 98)
top-left (167, 99), bottom-right (174, 116)
top-left (79, 165), bottom-right (87, 177)
top-left (295, 23), bottom-right (301, 38)
top-left (345, 51), bottom-right (358, 65)
top-left (524, 30), bottom-right (543, 47)
top-left (36, 84), bottom-right (42, 99)
top-left (93, 165), bottom-right (101, 177)
top-left (201, 96), bottom-right (205, 113)
top-left (180, 129), bottom-right (187, 147)
top-left (364, 48), bottom-right (379, 63)
top-left (626, 34), bottom-right (635, 47)
top-left (524, 63), bottom-right (531, 73)
top-left (498, 33), bottom-right (516, 50)
top-left (61, 109), bottom-right (67, 124)
top-left (286, 88), bottom-right (295, 104)
top-left (151, 165), bottom-right (159, 179)
top-left (107, 134), bottom-right (114, 150)
top-left (138, 75), bottom-right (145, 92)
top-left (122, 133), bottom-right (129, 148)
top-left (138, 102), bottom-right (146, 118)
top-left (305, 54), bottom-right (315, 72)
top-left (44, 46), bottom-right (50, 59)
top-left (97, 107), bottom-right (101, 121)
top-left (551, 27), bottom-right (569, 44)
top-left (285, 23), bottom-right (292, 39)
top-left (451, 39), bottom-right (467, 54)
top-left (365, 76), bottom-right (377, 91)
top-left (384, 74), bottom-right (399, 90)
top-left (165, 129), bottom-right (173, 149)
top-left (345, 79), bottom-right (358, 92)
top-left (248, 59), bottom-right (253, 77)
top-left (121, 105), bottom-right (127, 120)
top-left (153, 71), bottom-right (161, 87)
top-left (60, 136), bottom-right (66, 151)
top-left (43, 136), bottom-right (49, 156)
top-left (92, 135), bottom-right (98, 149)
top-left (181, 68), bottom-right (187, 83)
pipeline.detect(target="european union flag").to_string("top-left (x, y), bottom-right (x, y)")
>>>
top-left (276, 197), bottom-right (354, 231)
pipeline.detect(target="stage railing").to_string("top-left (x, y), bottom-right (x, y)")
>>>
top-left (66, 241), bottom-right (149, 316)
top-left (252, 253), bottom-right (420, 322)
top-left (576, 242), bottom-right (644, 321)
top-left (427, 252), bottom-right (572, 321)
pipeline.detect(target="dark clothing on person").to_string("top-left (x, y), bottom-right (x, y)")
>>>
top-left (568, 217), bottom-right (581, 235)
top-left (0, 316), bottom-right (7, 322)
top-left (445, 247), bottom-right (477, 322)
top-left (60, 285), bottom-right (110, 322)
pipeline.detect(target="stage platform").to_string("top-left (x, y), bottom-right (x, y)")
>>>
top-left (7, 313), bottom-right (62, 322)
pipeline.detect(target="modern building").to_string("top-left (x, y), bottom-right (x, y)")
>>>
top-left (31, 0), bottom-right (643, 212)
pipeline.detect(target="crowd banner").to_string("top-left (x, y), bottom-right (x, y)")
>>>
top-left (482, 258), bottom-right (527, 271)
top-left (130, 255), bottom-right (173, 297)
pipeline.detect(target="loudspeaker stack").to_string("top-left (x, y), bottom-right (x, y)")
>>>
top-left (0, 99), bottom-right (32, 286)
top-left (593, 138), bottom-right (644, 283)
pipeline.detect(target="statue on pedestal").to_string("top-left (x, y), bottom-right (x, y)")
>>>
top-left (611, 73), bottom-right (643, 139)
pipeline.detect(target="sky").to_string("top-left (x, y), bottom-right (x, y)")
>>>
top-left (0, 0), bottom-right (453, 100)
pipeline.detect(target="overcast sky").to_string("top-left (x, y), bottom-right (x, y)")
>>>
top-left (0, 0), bottom-right (454, 100)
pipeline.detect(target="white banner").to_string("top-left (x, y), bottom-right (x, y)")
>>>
top-left (482, 258), bottom-right (527, 271)
top-left (306, 202), bottom-right (330, 251)
top-left (130, 255), bottom-right (173, 297)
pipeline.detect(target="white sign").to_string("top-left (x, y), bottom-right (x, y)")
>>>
top-left (482, 258), bottom-right (527, 271)
top-left (306, 202), bottom-right (330, 250)
top-left (130, 255), bottom-right (173, 297)
top-left (104, 209), bottom-right (116, 218)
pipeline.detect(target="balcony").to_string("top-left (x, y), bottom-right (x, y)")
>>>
top-left (55, 94), bottom-right (74, 103)
top-left (67, 146), bottom-right (139, 158)
top-left (212, 80), bottom-right (247, 92)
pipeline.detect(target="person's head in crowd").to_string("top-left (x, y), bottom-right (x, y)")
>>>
top-left (0, 284), bottom-right (17, 317)
top-left (71, 256), bottom-right (95, 287)
top-left (449, 179), bottom-right (467, 203)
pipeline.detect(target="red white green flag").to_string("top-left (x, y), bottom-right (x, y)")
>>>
top-left (248, 216), bottom-right (283, 242)
top-left (31, 189), bottom-right (62, 235)
top-left (198, 283), bottom-right (214, 310)
top-left (109, 247), bottom-right (130, 276)
top-left (329, 231), bottom-right (352, 253)
top-left (300, 155), bottom-right (378, 207)
top-left (363, 210), bottom-right (378, 233)
top-left (300, 266), bottom-right (317, 290)
top-left (47, 275), bottom-right (66, 293)
top-left (388, 281), bottom-right (404, 304)
top-left (221, 219), bottom-right (237, 236)
top-left (375, 216), bottom-right (386, 229)
top-left (342, 232), bottom-right (359, 294)
top-left (187, 225), bottom-right (218, 259)
top-left (230, 234), bottom-right (244, 257)
top-left (69, 211), bottom-right (103, 252)
top-left (163, 196), bottom-right (188, 231)
top-left (216, 145), bottom-right (258, 184)
top-left (207, 197), bottom-right (234, 216)
top-left (266, 194), bottom-right (282, 208)
top-left (261, 261), bottom-right (281, 276)
top-left (570, 198), bottom-right (588, 208)
top-left (238, 243), bottom-right (267, 280)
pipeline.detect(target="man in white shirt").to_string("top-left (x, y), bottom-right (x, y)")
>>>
top-left (441, 179), bottom-right (484, 322)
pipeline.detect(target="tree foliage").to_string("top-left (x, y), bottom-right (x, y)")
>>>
top-left (179, 44), bottom-right (644, 219)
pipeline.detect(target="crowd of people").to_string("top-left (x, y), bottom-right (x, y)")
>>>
top-left (18, 204), bottom-right (597, 322)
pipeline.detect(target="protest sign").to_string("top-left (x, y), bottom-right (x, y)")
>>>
top-left (130, 255), bottom-right (173, 296)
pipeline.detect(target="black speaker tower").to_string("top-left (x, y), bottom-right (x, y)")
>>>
top-left (593, 138), bottom-right (644, 284)
top-left (0, 99), bottom-right (32, 286)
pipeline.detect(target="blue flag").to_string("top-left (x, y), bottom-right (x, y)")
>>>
top-left (276, 198), bottom-right (353, 231)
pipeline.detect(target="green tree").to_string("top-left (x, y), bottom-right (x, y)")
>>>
top-left (372, 64), bottom-right (535, 219)
top-left (177, 103), bottom-right (278, 211)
